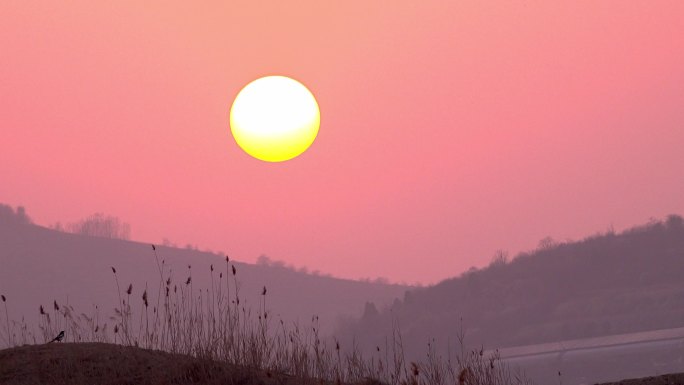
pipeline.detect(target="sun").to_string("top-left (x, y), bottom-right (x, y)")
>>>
top-left (229, 76), bottom-right (320, 162)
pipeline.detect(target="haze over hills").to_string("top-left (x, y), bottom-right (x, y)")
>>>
top-left (0, 204), bottom-right (410, 346)
top-left (337, 215), bottom-right (684, 354)
top-left (3, 204), bottom-right (684, 384)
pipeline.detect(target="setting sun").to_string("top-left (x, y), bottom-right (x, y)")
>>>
top-left (230, 76), bottom-right (320, 162)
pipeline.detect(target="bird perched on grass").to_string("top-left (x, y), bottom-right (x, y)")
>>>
top-left (49, 331), bottom-right (65, 343)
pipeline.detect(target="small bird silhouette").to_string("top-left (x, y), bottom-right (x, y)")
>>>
top-left (49, 330), bottom-right (65, 343)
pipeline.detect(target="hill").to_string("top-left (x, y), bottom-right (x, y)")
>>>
top-left (337, 215), bottom-right (684, 353)
top-left (0, 204), bottom-right (410, 346)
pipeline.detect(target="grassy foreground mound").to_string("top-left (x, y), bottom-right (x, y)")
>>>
top-left (0, 342), bottom-right (306, 385)
top-left (597, 373), bottom-right (684, 385)
top-left (3, 343), bottom-right (684, 385)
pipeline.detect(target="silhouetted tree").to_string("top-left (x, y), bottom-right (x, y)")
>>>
top-left (0, 204), bottom-right (32, 224)
top-left (666, 214), bottom-right (683, 230)
top-left (256, 254), bottom-right (286, 268)
top-left (362, 302), bottom-right (379, 320)
top-left (15, 206), bottom-right (31, 224)
top-left (67, 213), bottom-right (131, 240)
top-left (537, 236), bottom-right (557, 250)
top-left (489, 249), bottom-right (509, 267)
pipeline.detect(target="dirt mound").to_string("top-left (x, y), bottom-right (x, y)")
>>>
top-left (597, 373), bottom-right (684, 385)
top-left (0, 342), bottom-right (296, 385)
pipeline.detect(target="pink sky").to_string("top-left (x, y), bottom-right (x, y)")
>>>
top-left (1, 1), bottom-right (683, 284)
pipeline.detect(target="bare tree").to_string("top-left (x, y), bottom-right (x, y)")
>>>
top-left (67, 213), bottom-right (131, 240)
top-left (489, 249), bottom-right (509, 267)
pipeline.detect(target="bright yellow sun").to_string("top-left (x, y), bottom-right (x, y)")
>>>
top-left (230, 76), bottom-right (320, 162)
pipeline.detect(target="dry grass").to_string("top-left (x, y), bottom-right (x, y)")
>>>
top-left (0, 246), bottom-right (531, 385)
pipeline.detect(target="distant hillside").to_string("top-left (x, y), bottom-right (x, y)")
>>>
top-left (337, 215), bottom-right (684, 355)
top-left (0, 204), bottom-right (410, 346)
